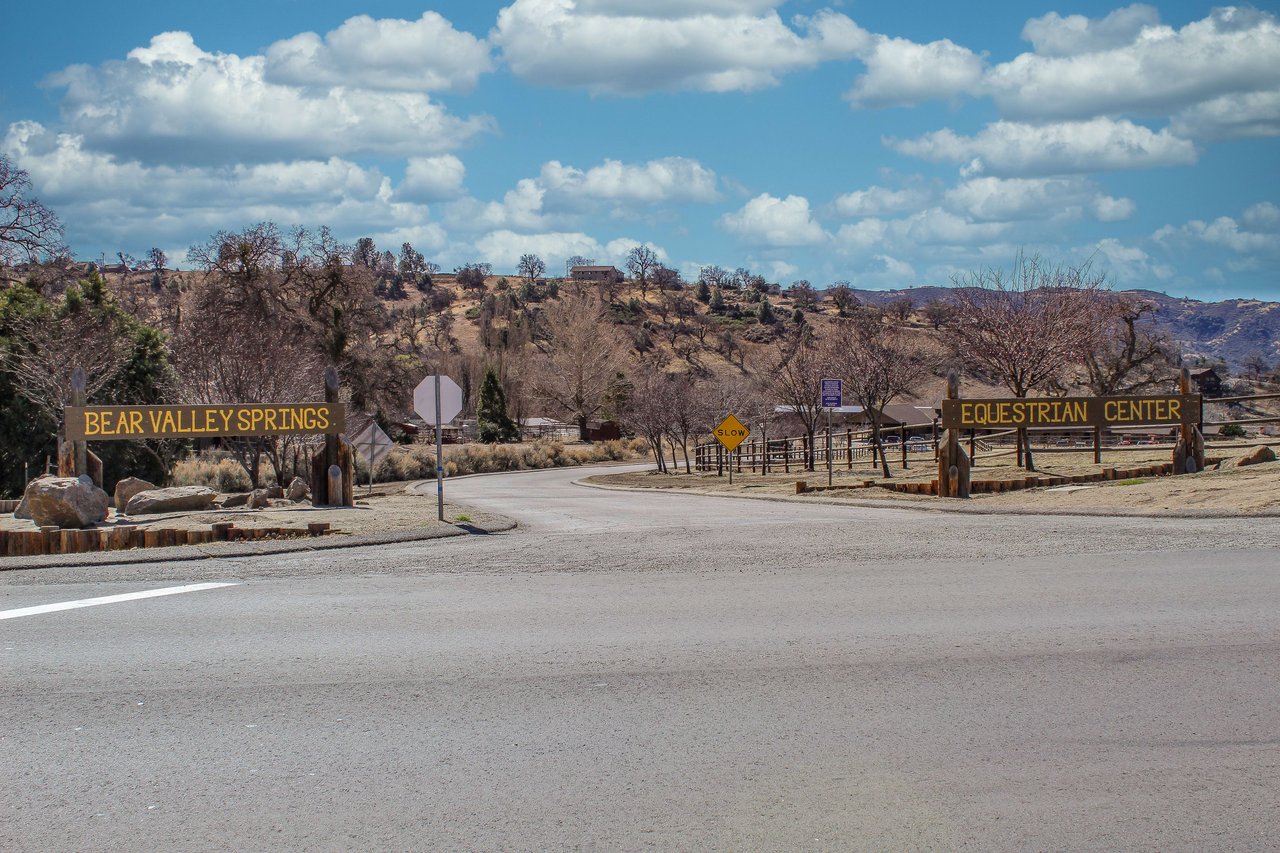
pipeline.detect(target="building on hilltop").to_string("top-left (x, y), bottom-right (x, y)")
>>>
top-left (570, 265), bottom-right (623, 283)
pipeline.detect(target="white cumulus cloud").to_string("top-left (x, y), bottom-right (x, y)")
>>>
top-left (833, 185), bottom-right (931, 217)
top-left (538, 157), bottom-right (719, 205)
top-left (264, 12), bottom-right (493, 93)
top-left (2, 121), bottom-right (445, 256)
top-left (719, 193), bottom-right (828, 246)
top-left (1020, 4), bottom-right (1161, 57)
top-left (46, 31), bottom-right (495, 164)
top-left (398, 156), bottom-right (467, 202)
top-left (847, 35), bottom-right (985, 107)
top-left (943, 176), bottom-right (1134, 223)
top-left (986, 7), bottom-right (1280, 123)
top-left (889, 118), bottom-right (1198, 177)
top-left (492, 0), bottom-right (869, 94)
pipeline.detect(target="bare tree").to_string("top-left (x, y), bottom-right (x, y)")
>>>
top-left (0, 155), bottom-right (66, 266)
top-left (621, 363), bottom-right (675, 472)
top-left (948, 253), bottom-right (1109, 469)
top-left (887, 296), bottom-right (914, 323)
top-left (787, 280), bottom-right (817, 309)
top-left (171, 284), bottom-right (323, 487)
top-left (765, 327), bottom-right (826, 470)
top-left (827, 281), bottom-right (857, 316)
top-left (921, 298), bottom-right (955, 330)
top-left (518, 253), bottom-right (545, 283)
top-left (454, 262), bottom-right (491, 290)
top-left (146, 248), bottom-right (167, 271)
top-left (1241, 350), bottom-right (1272, 381)
top-left (530, 291), bottom-right (628, 440)
top-left (625, 245), bottom-right (659, 298)
top-left (1081, 294), bottom-right (1177, 395)
top-left (825, 316), bottom-right (936, 478)
top-left (3, 298), bottom-right (132, 424)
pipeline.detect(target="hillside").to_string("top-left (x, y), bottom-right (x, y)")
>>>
top-left (841, 285), bottom-right (1279, 372)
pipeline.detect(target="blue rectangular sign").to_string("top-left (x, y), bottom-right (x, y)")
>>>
top-left (820, 378), bottom-right (842, 408)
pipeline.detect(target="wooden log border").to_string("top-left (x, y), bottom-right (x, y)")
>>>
top-left (0, 522), bottom-right (334, 559)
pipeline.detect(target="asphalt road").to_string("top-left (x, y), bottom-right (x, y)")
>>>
top-left (3, 464), bottom-right (1278, 851)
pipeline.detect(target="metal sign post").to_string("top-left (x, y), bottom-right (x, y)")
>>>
top-left (821, 378), bottom-right (841, 487)
top-left (413, 374), bottom-right (464, 523)
top-left (712, 414), bottom-right (750, 486)
top-left (435, 375), bottom-right (444, 522)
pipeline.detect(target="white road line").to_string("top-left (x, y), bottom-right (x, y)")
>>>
top-left (0, 582), bottom-right (241, 621)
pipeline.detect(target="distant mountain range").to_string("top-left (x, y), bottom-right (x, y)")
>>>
top-left (849, 286), bottom-right (1279, 372)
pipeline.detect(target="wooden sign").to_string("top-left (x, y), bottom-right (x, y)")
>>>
top-left (941, 395), bottom-right (1200, 430)
top-left (64, 403), bottom-right (345, 441)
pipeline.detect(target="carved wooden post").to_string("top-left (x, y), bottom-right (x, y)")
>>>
top-left (1173, 367), bottom-right (1205, 474)
top-left (937, 370), bottom-right (971, 498)
top-left (316, 363), bottom-right (340, 499)
top-left (71, 367), bottom-right (87, 478)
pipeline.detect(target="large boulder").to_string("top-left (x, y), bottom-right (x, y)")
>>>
top-left (14, 474), bottom-right (57, 519)
top-left (113, 476), bottom-right (157, 510)
top-left (219, 493), bottom-right (250, 508)
top-left (25, 477), bottom-right (110, 528)
top-left (124, 486), bottom-right (217, 515)
top-left (246, 486), bottom-right (285, 509)
top-left (286, 477), bottom-right (310, 502)
top-left (1235, 445), bottom-right (1277, 467)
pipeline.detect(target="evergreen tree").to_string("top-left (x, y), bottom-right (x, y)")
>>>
top-left (477, 368), bottom-right (519, 443)
top-left (695, 280), bottom-right (711, 303)
top-left (758, 298), bottom-right (775, 324)
top-left (709, 286), bottom-right (725, 313)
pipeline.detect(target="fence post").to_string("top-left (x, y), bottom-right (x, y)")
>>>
top-left (1173, 367), bottom-right (1205, 474)
top-left (900, 424), bottom-right (907, 470)
top-left (938, 370), bottom-right (971, 498)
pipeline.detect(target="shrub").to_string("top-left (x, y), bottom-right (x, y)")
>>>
top-left (361, 438), bottom-right (644, 484)
top-left (171, 456), bottom-right (252, 492)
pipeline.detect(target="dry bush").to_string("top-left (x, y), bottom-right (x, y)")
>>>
top-left (170, 455), bottom-right (254, 492)
top-left (359, 439), bottom-right (642, 484)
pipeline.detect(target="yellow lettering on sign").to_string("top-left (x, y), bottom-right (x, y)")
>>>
top-left (84, 411), bottom-right (101, 436)
top-left (129, 410), bottom-right (142, 434)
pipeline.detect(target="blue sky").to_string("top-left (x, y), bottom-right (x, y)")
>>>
top-left (3, 1), bottom-right (1278, 299)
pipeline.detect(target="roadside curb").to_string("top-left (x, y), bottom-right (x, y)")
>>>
top-left (0, 515), bottom-right (517, 573)
top-left (575, 477), bottom-right (1280, 520)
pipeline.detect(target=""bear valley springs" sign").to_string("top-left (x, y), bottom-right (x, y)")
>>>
top-left (63, 403), bottom-right (345, 440)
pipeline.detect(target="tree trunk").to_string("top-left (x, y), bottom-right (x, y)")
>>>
top-left (578, 415), bottom-right (589, 442)
top-left (871, 415), bottom-right (891, 479)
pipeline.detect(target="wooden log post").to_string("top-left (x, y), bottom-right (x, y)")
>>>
top-left (937, 370), bottom-right (971, 499)
top-left (1173, 367), bottom-right (1206, 474)
top-left (320, 366), bottom-right (340, 504)
top-left (339, 438), bottom-right (355, 507)
top-left (71, 367), bottom-right (87, 478)
top-left (327, 464), bottom-right (343, 509)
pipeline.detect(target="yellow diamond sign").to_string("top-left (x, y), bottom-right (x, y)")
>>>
top-left (712, 414), bottom-right (750, 451)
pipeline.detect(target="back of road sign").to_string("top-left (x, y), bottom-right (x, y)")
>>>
top-left (413, 375), bottom-right (463, 424)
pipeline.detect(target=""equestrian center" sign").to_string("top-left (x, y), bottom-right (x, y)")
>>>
top-left (941, 394), bottom-right (1200, 430)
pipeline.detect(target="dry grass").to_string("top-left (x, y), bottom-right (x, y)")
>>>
top-left (588, 443), bottom-right (1280, 515)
